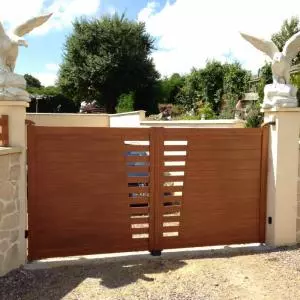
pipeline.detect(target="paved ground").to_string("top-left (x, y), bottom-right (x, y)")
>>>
top-left (1, 245), bottom-right (300, 300)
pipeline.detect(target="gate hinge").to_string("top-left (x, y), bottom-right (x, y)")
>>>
top-left (25, 230), bottom-right (29, 239)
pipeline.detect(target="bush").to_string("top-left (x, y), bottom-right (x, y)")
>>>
top-left (245, 102), bottom-right (263, 128)
top-left (218, 93), bottom-right (238, 119)
top-left (197, 103), bottom-right (216, 120)
top-left (116, 92), bottom-right (134, 113)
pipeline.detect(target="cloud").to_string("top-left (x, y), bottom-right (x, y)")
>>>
top-left (0, 0), bottom-right (101, 35)
top-left (46, 63), bottom-right (59, 72)
top-left (33, 72), bottom-right (57, 86)
top-left (28, 62), bottom-right (59, 86)
top-left (138, 0), bottom-right (300, 76)
top-left (138, 1), bottom-right (160, 22)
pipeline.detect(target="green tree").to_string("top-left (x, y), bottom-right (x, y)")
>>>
top-left (257, 62), bottom-right (273, 100)
top-left (272, 16), bottom-right (300, 65)
top-left (158, 73), bottom-right (185, 104)
top-left (58, 14), bottom-right (159, 113)
top-left (198, 61), bottom-right (224, 113)
top-left (116, 92), bottom-right (134, 113)
top-left (24, 74), bottom-right (42, 89)
top-left (223, 62), bottom-right (251, 98)
top-left (178, 61), bottom-right (250, 114)
top-left (177, 68), bottom-right (203, 110)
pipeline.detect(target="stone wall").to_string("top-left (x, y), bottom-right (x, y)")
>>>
top-left (0, 149), bottom-right (21, 276)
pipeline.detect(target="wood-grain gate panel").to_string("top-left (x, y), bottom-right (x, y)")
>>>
top-left (153, 127), bottom-right (268, 250)
top-left (27, 126), bottom-right (268, 259)
top-left (27, 126), bottom-right (152, 260)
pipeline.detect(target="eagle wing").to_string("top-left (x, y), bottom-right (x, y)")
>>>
top-left (283, 31), bottom-right (300, 62)
top-left (240, 32), bottom-right (279, 59)
top-left (13, 13), bottom-right (52, 37)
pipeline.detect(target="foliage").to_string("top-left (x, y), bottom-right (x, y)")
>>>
top-left (197, 102), bottom-right (216, 119)
top-left (158, 73), bottom-right (185, 104)
top-left (257, 62), bottom-right (273, 101)
top-left (58, 14), bottom-right (159, 113)
top-left (197, 61), bottom-right (224, 113)
top-left (223, 62), bottom-right (251, 98)
top-left (176, 68), bottom-right (203, 110)
top-left (171, 104), bottom-right (186, 117)
top-left (219, 93), bottom-right (239, 119)
top-left (272, 16), bottom-right (300, 65)
top-left (27, 85), bottom-right (61, 96)
top-left (116, 92), bottom-right (134, 113)
top-left (245, 102), bottom-right (263, 128)
top-left (176, 61), bottom-right (250, 114)
top-left (179, 114), bottom-right (202, 120)
top-left (24, 74), bottom-right (42, 89)
top-left (27, 94), bottom-right (78, 113)
top-left (291, 73), bottom-right (300, 89)
top-left (26, 84), bottom-right (76, 113)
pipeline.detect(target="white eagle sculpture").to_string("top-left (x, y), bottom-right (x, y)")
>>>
top-left (0, 13), bottom-right (52, 101)
top-left (240, 31), bottom-right (300, 108)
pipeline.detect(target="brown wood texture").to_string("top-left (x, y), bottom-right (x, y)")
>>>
top-left (159, 128), bottom-right (266, 249)
top-left (259, 125), bottom-right (269, 242)
top-left (27, 126), bottom-right (267, 259)
top-left (149, 127), bottom-right (163, 250)
top-left (0, 115), bottom-right (9, 146)
top-left (27, 126), bottom-right (151, 260)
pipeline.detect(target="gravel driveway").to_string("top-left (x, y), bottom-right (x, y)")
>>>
top-left (1, 245), bottom-right (300, 300)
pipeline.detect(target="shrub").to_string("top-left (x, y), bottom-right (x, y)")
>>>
top-left (116, 92), bottom-right (134, 113)
top-left (245, 102), bottom-right (263, 128)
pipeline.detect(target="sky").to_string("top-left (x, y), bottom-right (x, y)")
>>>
top-left (1, 0), bottom-right (300, 86)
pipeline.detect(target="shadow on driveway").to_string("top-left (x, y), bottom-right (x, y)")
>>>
top-left (1, 244), bottom-right (300, 300)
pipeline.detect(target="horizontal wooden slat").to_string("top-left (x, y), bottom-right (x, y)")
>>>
top-left (34, 126), bottom-right (150, 138)
top-left (186, 150), bottom-right (261, 161)
top-left (188, 138), bottom-right (261, 151)
top-left (127, 176), bottom-right (150, 183)
top-left (162, 176), bottom-right (185, 183)
top-left (128, 196), bottom-right (149, 202)
top-left (125, 145), bottom-right (149, 152)
top-left (163, 186), bottom-right (183, 193)
top-left (163, 166), bottom-right (186, 172)
top-left (163, 195), bottom-right (182, 202)
top-left (185, 161), bottom-right (260, 171)
top-left (131, 227), bottom-right (149, 234)
top-left (163, 128), bottom-right (261, 137)
top-left (127, 166), bottom-right (150, 173)
top-left (130, 217), bottom-right (149, 224)
top-left (163, 226), bottom-right (180, 232)
top-left (128, 186), bottom-right (150, 194)
top-left (131, 207), bottom-right (149, 215)
top-left (163, 205), bottom-right (181, 214)
top-left (126, 156), bottom-right (149, 162)
top-left (164, 145), bottom-right (188, 151)
top-left (163, 216), bottom-right (181, 223)
top-left (164, 156), bottom-right (187, 162)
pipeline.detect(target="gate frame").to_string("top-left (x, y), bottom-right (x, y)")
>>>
top-left (26, 124), bottom-right (269, 260)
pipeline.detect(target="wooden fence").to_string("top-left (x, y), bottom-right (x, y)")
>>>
top-left (0, 115), bottom-right (9, 146)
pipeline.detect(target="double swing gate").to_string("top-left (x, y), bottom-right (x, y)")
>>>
top-left (27, 125), bottom-right (268, 260)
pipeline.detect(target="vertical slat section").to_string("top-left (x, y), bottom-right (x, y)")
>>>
top-left (149, 127), bottom-right (163, 251)
top-left (27, 125), bottom-right (36, 260)
top-left (0, 115), bottom-right (9, 146)
top-left (259, 125), bottom-right (269, 242)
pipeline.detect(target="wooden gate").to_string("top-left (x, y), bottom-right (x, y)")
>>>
top-left (27, 125), bottom-right (268, 260)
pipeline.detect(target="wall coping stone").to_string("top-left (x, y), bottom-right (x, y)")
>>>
top-left (0, 147), bottom-right (22, 156)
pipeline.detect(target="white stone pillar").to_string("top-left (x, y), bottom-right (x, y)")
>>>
top-left (0, 101), bottom-right (29, 276)
top-left (263, 108), bottom-right (300, 246)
